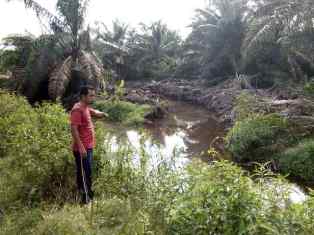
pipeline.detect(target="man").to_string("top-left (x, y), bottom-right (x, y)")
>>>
top-left (70, 86), bottom-right (107, 204)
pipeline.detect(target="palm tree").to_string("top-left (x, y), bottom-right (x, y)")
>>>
top-left (93, 20), bottom-right (181, 80)
top-left (243, 0), bottom-right (314, 80)
top-left (92, 20), bottom-right (129, 80)
top-left (5, 0), bottom-right (105, 102)
top-left (128, 21), bottom-right (181, 80)
top-left (181, 0), bottom-right (250, 79)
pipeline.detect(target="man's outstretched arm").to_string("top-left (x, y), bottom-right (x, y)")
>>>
top-left (90, 108), bottom-right (109, 118)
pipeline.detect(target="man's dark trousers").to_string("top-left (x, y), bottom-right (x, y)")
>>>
top-left (73, 149), bottom-right (93, 203)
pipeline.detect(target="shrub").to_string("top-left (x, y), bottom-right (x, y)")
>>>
top-left (0, 79), bottom-right (15, 90)
top-left (2, 92), bottom-right (314, 234)
top-left (93, 100), bottom-right (152, 125)
top-left (226, 114), bottom-right (290, 162)
top-left (235, 92), bottom-right (259, 121)
top-left (304, 80), bottom-right (314, 96)
top-left (168, 160), bottom-right (262, 234)
top-left (234, 92), bottom-right (270, 122)
top-left (29, 199), bottom-right (149, 235)
top-left (0, 100), bottom-right (75, 207)
top-left (2, 149), bottom-right (314, 234)
top-left (0, 92), bottom-right (106, 208)
top-left (34, 205), bottom-right (92, 235)
top-left (92, 198), bottom-right (148, 234)
top-left (0, 208), bottom-right (42, 235)
top-left (277, 139), bottom-right (314, 183)
top-left (94, 139), bottom-right (183, 234)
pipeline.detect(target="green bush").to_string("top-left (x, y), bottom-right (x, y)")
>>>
top-left (2, 92), bottom-right (314, 234)
top-left (24, 199), bottom-right (148, 235)
top-left (94, 140), bottom-right (183, 234)
top-left (167, 160), bottom-right (314, 235)
top-left (0, 98), bottom-right (74, 207)
top-left (226, 114), bottom-right (290, 162)
top-left (0, 79), bottom-right (15, 90)
top-left (168, 160), bottom-right (261, 234)
top-left (92, 198), bottom-right (148, 234)
top-left (93, 100), bottom-right (152, 125)
top-left (277, 139), bottom-right (314, 183)
top-left (2, 153), bottom-right (314, 234)
top-left (234, 92), bottom-right (256, 121)
top-left (0, 208), bottom-right (42, 235)
top-left (304, 81), bottom-right (314, 96)
top-left (34, 205), bottom-right (92, 235)
top-left (0, 92), bottom-right (105, 208)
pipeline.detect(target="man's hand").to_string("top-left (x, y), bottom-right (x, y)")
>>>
top-left (102, 112), bottom-right (109, 118)
top-left (79, 144), bottom-right (87, 158)
top-left (97, 111), bottom-right (109, 118)
top-left (90, 109), bottom-right (109, 119)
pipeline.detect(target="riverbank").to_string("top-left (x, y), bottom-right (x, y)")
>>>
top-left (123, 79), bottom-right (314, 187)
top-left (124, 79), bottom-right (314, 129)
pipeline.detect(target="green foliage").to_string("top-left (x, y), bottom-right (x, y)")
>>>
top-left (169, 160), bottom-right (261, 234)
top-left (0, 91), bottom-right (105, 208)
top-left (304, 80), bottom-right (314, 96)
top-left (128, 21), bottom-right (181, 80)
top-left (0, 92), bottom-right (74, 207)
top-left (0, 78), bottom-right (15, 90)
top-left (226, 113), bottom-right (290, 162)
top-left (243, 0), bottom-right (314, 80)
top-left (94, 138), bottom-right (184, 234)
top-left (277, 139), bottom-right (314, 183)
top-left (0, 34), bottom-right (65, 101)
top-left (93, 100), bottom-right (152, 126)
top-left (91, 198), bottom-right (148, 234)
top-left (34, 205), bottom-right (92, 235)
top-left (234, 92), bottom-right (256, 121)
top-left (179, 0), bottom-right (249, 79)
top-left (93, 20), bottom-right (182, 80)
top-left (1, 126), bottom-right (314, 234)
top-left (0, 207), bottom-right (42, 235)
top-left (56, 0), bottom-right (88, 32)
top-left (0, 49), bottom-right (19, 72)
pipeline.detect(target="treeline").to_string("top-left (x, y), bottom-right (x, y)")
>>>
top-left (1, 0), bottom-right (314, 98)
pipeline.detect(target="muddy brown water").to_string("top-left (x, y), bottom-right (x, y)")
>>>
top-left (102, 100), bottom-right (306, 203)
top-left (102, 100), bottom-right (225, 160)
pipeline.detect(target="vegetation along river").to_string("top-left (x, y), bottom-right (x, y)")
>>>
top-left (101, 99), bottom-right (306, 203)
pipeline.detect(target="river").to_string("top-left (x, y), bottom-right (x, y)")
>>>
top-left (101, 99), bottom-right (306, 203)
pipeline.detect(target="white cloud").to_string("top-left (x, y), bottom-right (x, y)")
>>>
top-left (0, 0), bottom-right (206, 40)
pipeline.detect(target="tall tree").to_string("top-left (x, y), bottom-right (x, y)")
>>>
top-left (181, 0), bottom-right (250, 79)
top-left (243, 0), bottom-right (314, 80)
top-left (5, 0), bottom-right (105, 101)
top-left (128, 21), bottom-right (181, 80)
top-left (92, 20), bottom-right (129, 80)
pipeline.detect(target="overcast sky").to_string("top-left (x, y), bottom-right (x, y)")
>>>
top-left (0, 0), bottom-right (207, 40)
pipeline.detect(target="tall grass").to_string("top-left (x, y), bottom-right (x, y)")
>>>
top-left (93, 100), bottom-right (152, 126)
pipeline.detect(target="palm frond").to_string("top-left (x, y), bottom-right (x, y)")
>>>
top-left (48, 56), bottom-right (73, 100)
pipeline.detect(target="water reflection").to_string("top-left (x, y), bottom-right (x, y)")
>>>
top-left (102, 100), bottom-right (307, 203)
top-left (103, 100), bottom-right (225, 160)
top-left (289, 186), bottom-right (307, 203)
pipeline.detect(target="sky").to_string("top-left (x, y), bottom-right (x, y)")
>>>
top-left (0, 0), bottom-right (207, 40)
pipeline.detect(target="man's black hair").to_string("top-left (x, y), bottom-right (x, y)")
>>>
top-left (79, 85), bottom-right (95, 98)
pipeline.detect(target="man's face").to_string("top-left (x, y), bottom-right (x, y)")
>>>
top-left (83, 89), bottom-right (96, 105)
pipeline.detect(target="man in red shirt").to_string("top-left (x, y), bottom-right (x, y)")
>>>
top-left (70, 86), bottom-right (107, 204)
